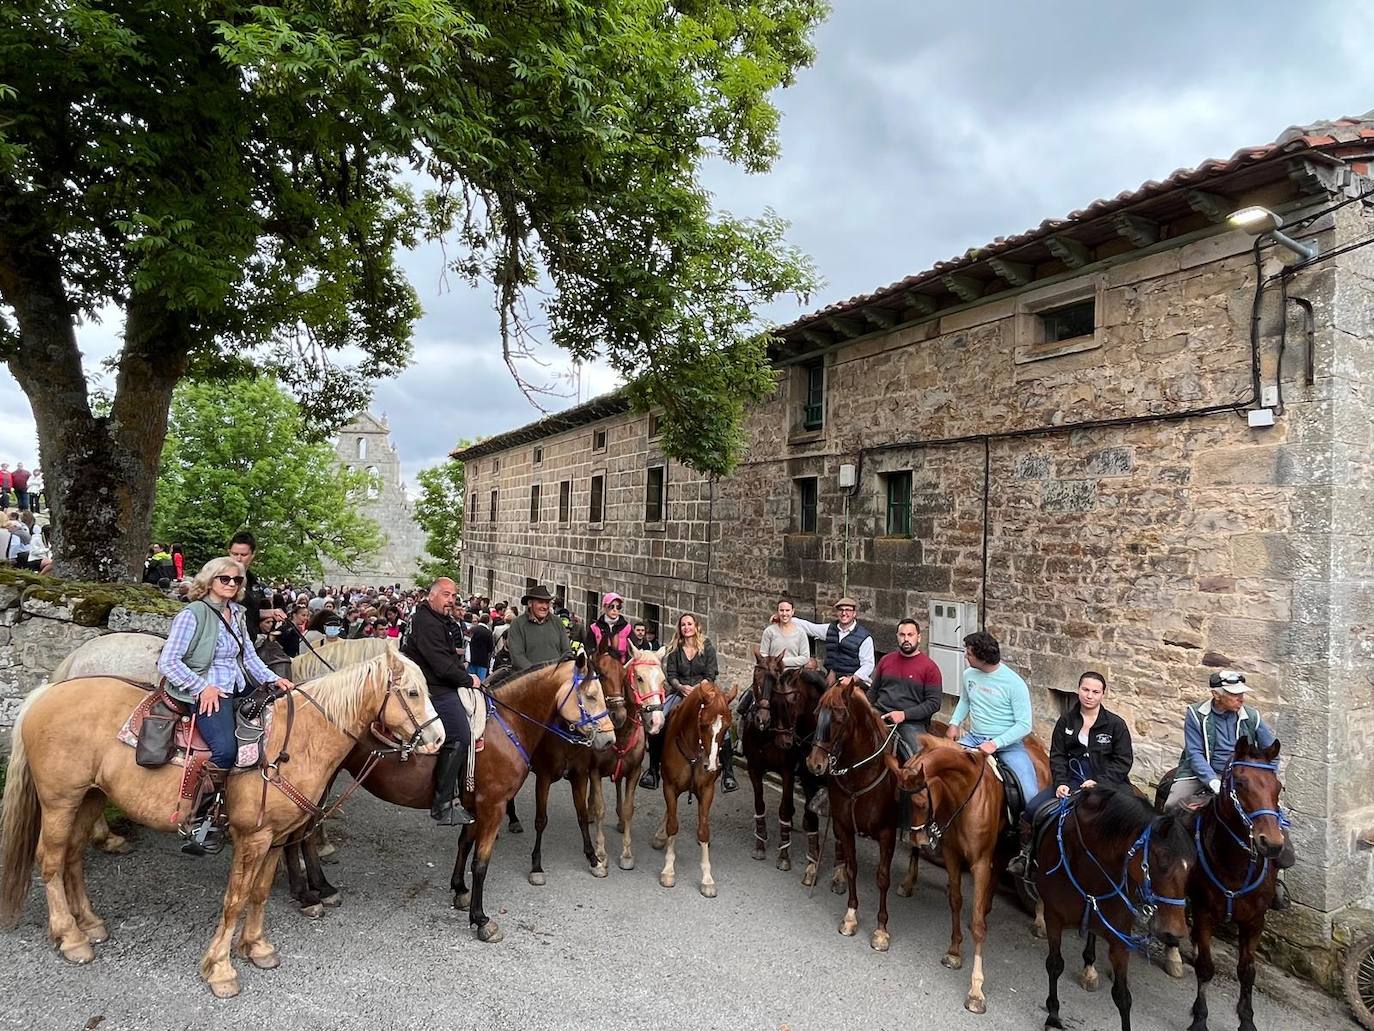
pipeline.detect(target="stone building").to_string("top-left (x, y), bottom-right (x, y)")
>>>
top-left (456, 113), bottom-right (1374, 983)
top-left (321, 411), bottom-right (426, 586)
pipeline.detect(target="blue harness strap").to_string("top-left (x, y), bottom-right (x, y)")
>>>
top-left (481, 669), bottom-right (610, 769)
top-left (1195, 758), bottom-right (1288, 922)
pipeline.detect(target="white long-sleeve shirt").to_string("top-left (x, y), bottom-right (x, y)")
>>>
top-left (791, 617), bottom-right (875, 685)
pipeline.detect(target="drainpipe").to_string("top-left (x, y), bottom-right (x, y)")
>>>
top-left (841, 492), bottom-right (850, 595)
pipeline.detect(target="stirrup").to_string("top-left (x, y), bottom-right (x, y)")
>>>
top-left (179, 816), bottom-right (226, 857)
top-left (431, 799), bottom-right (475, 826)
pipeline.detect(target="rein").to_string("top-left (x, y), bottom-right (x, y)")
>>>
top-left (484, 668), bottom-right (609, 768)
top-left (1044, 797), bottom-right (1188, 951)
top-left (813, 706), bottom-right (897, 803)
top-left (915, 750), bottom-right (988, 850)
top-left (1194, 758), bottom-right (1288, 921)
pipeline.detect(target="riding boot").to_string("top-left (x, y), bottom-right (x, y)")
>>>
top-left (721, 738), bottom-right (738, 793)
top-left (1006, 816), bottom-right (1033, 877)
top-left (431, 745), bottom-right (475, 826)
top-left (181, 765), bottom-right (229, 857)
top-left (640, 734), bottom-right (661, 790)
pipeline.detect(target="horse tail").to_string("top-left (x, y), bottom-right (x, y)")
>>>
top-left (47, 652), bottom-right (74, 686)
top-left (0, 687), bottom-right (46, 926)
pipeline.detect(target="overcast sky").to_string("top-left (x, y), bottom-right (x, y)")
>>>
top-left (2, 1), bottom-right (1371, 490)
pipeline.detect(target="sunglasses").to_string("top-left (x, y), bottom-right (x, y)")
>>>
top-left (607, 602), bottom-right (622, 610)
top-left (215, 575), bottom-right (246, 586)
top-left (1216, 672), bottom-right (1246, 686)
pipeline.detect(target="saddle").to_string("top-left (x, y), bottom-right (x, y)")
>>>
top-left (118, 685), bottom-right (273, 796)
top-left (987, 755), bottom-right (1028, 848)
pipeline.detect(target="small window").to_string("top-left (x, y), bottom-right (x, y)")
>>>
top-left (470, 490), bottom-right (480, 523)
top-left (1039, 298), bottom-right (1095, 343)
top-left (592, 428), bottom-right (607, 453)
top-left (526, 577), bottom-right (538, 597)
top-left (555, 583), bottom-right (568, 609)
top-left (356, 436), bottom-right (367, 460)
top-left (803, 360), bottom-right (825, 430)
top-left (528, 483), bottom-right (541, 523)
top-left (532, 445), bottom-right (543, 466)
top-left (589, 474), bottom-right (605, 523)
top-left (648, 412), bottom-right (663, 439)
top-left (489, 488), bottom-right (498, 523)
top-left (558, 480), bottom-right (571, 523)
top-left (584, 589), bottom-right (600, 624)
top-left (492, 457), bottom-right (500, 473)
top-left (797, 477), bottom-right (818, 533)
top-left (884, 471), bottom-right (912, 536)
top-left (365, 465), bottom-right (380, 499)
top-left (645, 465), bottom-right (666, 523)
top-left (467, 565), bottom-right (474, 595)
top-left (486, 569), bottom-right (495, 599)
top-left (643, 602), bottom-right (662, 642)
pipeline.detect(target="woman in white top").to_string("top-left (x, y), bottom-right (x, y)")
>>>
top-left (738, 598), bottom-right (812, 720)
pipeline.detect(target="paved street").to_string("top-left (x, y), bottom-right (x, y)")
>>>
top-left (0, 775), bottom-right (1350, 1031)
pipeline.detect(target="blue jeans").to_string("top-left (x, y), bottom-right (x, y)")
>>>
top-left (430, 688), bottom-right (471, 751)
top-left (960, 733), bottom-right (1039, 806)
top-left (198, 698), bottom-right (239, 769)
top-left (470, 666), bottom-right (489, 683)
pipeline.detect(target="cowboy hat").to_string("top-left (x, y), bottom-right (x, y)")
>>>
top-left (522, 584), bottom-right (554, 604)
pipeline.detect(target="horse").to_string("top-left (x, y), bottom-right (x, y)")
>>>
top-left (804, 679), bottom-right (903, 950)
top-left (742, 655), bottom-right (829, 883)
top-left (0, 652), bottom-right (443, 998)
top-left (1157, 738), bottom-right (1289, 1031)
top-left (449, 657), bottom-right (617, 941)
top-left (564, 642), bottom-right (667, 878)
top-left (895, 733), bottom-right (1051, 1013)
top-left (652, 680), bottom-right (737, 897)
top-left (1034, 787), bottom-right (1194, 1031)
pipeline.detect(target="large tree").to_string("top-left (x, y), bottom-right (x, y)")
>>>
top-left (0, 1), bottom-right (823, 580)
top-left (152, 377), bottom-right (381, 580)
top-left (412, 454), bottom-right (466, 585)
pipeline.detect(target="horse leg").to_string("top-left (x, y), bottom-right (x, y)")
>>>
top-left (896, 845), bottom-right (920, 897)
top-left (199, 829), bottom-right (273, 998)
top-left (1188, 907), bottom-right (1216, 1031)
top-left (88, 812), bottom-right (131, 855)
top-left (964, 857), bottom-right (994, 1013)
top-left (1164, 941), bottom-right (1187, 979)
top-left (1078, 932), bottom-right (1100, 992)
top-left (870, 826), bottom-right (894, 952)
top-left (1108, 939), bottom-right (1133, 1031)
top-left (236, 846), bottom-right (285, 970)
top-left (749, 760), bottom-right (767, 861)
top-left (302, 830), bottom-right (339, 909)
top-left (528, 773), bottom-right (552, 886)
top-left (314, 822), bottom-right (336, 858)
top-left (36, 802), bottom-right (93, 964)
top-left (570, 770), bottom-right (604, 877)
top-left (588, 773), bottom-right (608, 867)
top-left (838, 822), bottom-right (860, 937)
top-left (659, 788), bottom-right (680, 888)
top-left (1044, 909), bottom-right (1068, 1030)
top-left (777, 766), bottom-right (795, 872)
top-left (697, 782), bottom-right (717, 898)
top-left (451, 824), bottom-right (474, 910)
top-left (617, 768), bottom-right (638, 871)
top-left (63, 793), bottom-right (108, 945)
top-left (801, 773), bottom-right (821, 888)
top-left (506, 797), bottom-right (523, 834)
top-left (1236, 919), bottom-right (1260, 1031)
top-left (942, 849), bottom-right (965, 970)
top-left (280, 843), bottom-right (310, 912)
top-left (467, 810), bottom-right (505, 943)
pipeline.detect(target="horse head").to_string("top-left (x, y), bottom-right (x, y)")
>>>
top-left (563, 653), bottom-right (617, 749)
top-left (593, 639), bottom-right (630, 730)
top-left (751, 652), bottom-right (784, 734)
top-left (625, 642), bottom-right (668, 736)
top-left (373, 653), bottom-right (445, 755)
top-left (1226, 737), bottom-right (1287, 860)
top-left (806, 679), bottom-right (860, 776)
top-left (896, 739), bottom-right (981, 848)
top-left (692, 681), bottom-right (736, 773)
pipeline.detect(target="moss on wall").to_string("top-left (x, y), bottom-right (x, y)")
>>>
top-left (0, 567), bottom-right (183, 626)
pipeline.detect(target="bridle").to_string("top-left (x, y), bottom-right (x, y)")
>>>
top-left (909, 750), bottom-right (987, 850)
top-left (485, 666), bottom-right (611, 767)
top-left (754, 666), bottom-right (804, 747)
top-left (623, 654), bottom-right (666, 715)
top-left (812, 703), bottom-right (895, 800)
top-left (1195, 758), bottom-right (1289, 920)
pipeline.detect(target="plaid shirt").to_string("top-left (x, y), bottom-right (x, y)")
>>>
top-left (158, 601), bottom-right (277, 698)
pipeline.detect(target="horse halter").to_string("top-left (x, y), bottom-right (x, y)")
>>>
top-left (1221, 759), bottom-right (1289, 856)
top-left (367, 668), bottom-right (441, 760)
top-left (623, 655), bottom-right (666, 713)
top-left (561, 669), bottom-right (611, 741)
top-left (1196, 758), bottom-right (1288, 921)
top-left (911, 753), bottom-right (987, 851)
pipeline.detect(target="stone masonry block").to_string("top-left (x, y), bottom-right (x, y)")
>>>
top-left (1041, 479), bottom-right (1098, 512)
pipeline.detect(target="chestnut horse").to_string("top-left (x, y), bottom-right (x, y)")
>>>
top-left (450, 657), bottom-right (616, 940)
top-left (896, 733), bottom-right (1050, 1013)
top-left (1035, 788), bottom-right (1194, 1031)
top-left (1158, 738), bottom-right (1289, 1031)
top-left (652, 680), bottom-right (737, 897)
top-left (742, 656), bottom-right (829, 884)
top-left (805, 680), bottom-right (903, 950)
top-left (0, 653), bottom-right (443, 997)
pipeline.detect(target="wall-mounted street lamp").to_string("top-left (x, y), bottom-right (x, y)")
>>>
top-left (1228, 205), bottom-right (1319, 262)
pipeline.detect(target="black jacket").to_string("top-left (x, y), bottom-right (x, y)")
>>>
top-left (1049, 703), bottom-right (1133, 790)
top-left (468, 623), bottom-right (494, 666)
top-left (665, 642), bottom-right (719, 693)
top-left (401, 603), bottom-right (470, 694)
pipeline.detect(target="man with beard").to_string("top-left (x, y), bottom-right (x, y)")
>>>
top-left (867, 618), bottom-right (943, 759)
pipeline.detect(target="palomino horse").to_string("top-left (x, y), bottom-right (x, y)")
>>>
top-left (564, 642), bottom-right (667, 878)
top-left (652, 680), bottom-right (736, 897)
top-left (449, 657), bottom-right (616, 941)
top-left (1034, 788), bottom-right (1194, 1031)
top-left (804, 680), bottom-right (902, 950)
top-left (742, 655), bottom-right (828, 883)
top-left (1157, 738), bottom-right (1289, 1031)
top-left (0, 653), bottom-right (442, 997)
top-left (896, 733), bottom-right (1050, 1013)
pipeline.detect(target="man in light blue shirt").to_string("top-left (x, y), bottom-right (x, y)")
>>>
top-left (944, 630), bottom-right (1040, 804)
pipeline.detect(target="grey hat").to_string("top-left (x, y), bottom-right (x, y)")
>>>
top-left (521, 584), bottom-right (554, 604)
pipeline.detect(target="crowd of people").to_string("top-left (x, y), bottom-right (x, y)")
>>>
top-left (0, 461), bottom-right (51, 573)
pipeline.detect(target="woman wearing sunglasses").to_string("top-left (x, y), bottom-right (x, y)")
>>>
top-left (590, 591), bottom-right (633, 655)
top-left (157, 556), bottom-right (295, 854)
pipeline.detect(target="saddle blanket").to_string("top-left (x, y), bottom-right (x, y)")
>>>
top-left (116, 691), bottom-right (272, 770)
top-left (460, 686), bottom-right (488, 750)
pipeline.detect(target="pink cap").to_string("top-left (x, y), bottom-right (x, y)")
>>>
top-left (602, 592), bottom-right (624, 607)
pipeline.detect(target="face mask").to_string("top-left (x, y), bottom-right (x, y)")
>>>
top-left (325, 625), bottom-right (341, 638)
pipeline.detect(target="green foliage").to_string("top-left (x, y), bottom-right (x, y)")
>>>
top-left (152, 377), bottom-right (382, 580)
top-left (1, 0), bottom-right (825, 481)
top-left (412, 454), bottom-right (467, 584)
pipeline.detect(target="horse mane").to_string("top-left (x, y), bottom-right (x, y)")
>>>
top-left (303, 652), bottom-right (409, 728)
top-left (483, 658), bottom-right (568, 695)
top-left (791, 668), bottom-right (830, 695)
top-left (292, 636), bottom-right (394, 680)
top-left (1085, 786), bottom-right (1193, 860)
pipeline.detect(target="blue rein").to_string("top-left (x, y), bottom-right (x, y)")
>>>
top-left (1195, 759), bottom-right (1289, 921)
top-left (485, 670), bottom-right (610, 768)
top-left (1045, 796), bottom-right (1188, 952)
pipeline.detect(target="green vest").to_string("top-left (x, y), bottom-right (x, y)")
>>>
top-left (1175, 699), bottom-right (1261, 781)
top-left (164, 601), bottom-right (242, 704)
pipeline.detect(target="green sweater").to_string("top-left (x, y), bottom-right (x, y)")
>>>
top-left (507, 612), bottom-right (569, 670)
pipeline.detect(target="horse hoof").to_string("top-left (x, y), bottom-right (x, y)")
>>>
top-left (652, 836), bottom-right (666, 851)
top-left (528, 871), bottom-right (547, 886)
top-left (301, 903), bottom-right (325, 919)
top-left (801, 869), bottom-right (817, 889)
top-left (475, 920), bottom-right (504, 943)
top-left (591, 863), bottom-right (608, 879)
top-left (98, 835), bottom-right (132, 856)
top-left (321, 893), bottom-right (341, 908)
top-left (83, 923), bottom-right (109, 945)
top-left (209, 978), bottom-right (241, 1000)
top-left (453, 892), bottom-right (471, 911)
top-left (700, 883), bottom-right (717, 899)
top-left (838, 921), bottom-right (857, 937)
top-left (830, 878), bottom-right (846, 896)
top-left (751, 846), bottom-right (766, 861)
top-left (1030, 920), bottom-right (1047, 940)
top-left (964, 996), bottom-right (987, 1015)
top-left (1164, 959), bottom-right (1186, 979)
top-left (659, 872), bottom-right (676, 889)
top-left (508, 820), bottom-right (524, 835)
top-left (942, 953), bottom-right (963, 970)
top-left (249, 950), bottom-right (281, 971)
top-left (871, 929), bottom-right (890, 952)
top-left (1078, 968), bottom-right (1099, 992)
top-left (60, 942), bottom-right (95, 965)
top-left (895, 884), bottom-right (912, 898)
top-left (618, 856), bottom-right (635, 871)
top-left (316, 840), bottom-right (337, 859)
top-left (777, 856), bottom-right (792, 872)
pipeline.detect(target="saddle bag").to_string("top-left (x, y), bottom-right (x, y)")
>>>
top-left (136, 689), bottom-right (188, 768)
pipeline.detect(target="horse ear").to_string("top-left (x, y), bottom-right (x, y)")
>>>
top-left (724, 682), bottom-right (739, 704)
top-left (1264, 738), bottom-right (1281, 761)
top-left (753, 646), bottom-right (762, 663)
top-left (575, 650), bottom-right (589, 672)
top-left (1234, 737), bottom-right (1250, 760)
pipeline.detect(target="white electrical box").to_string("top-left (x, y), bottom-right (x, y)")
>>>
top-left (928, 599), bottom-right (978, 697)
top-left (838, 463), bottom-right (857, 488)
top-left (1247, 409), bottom-right (1276, 428)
